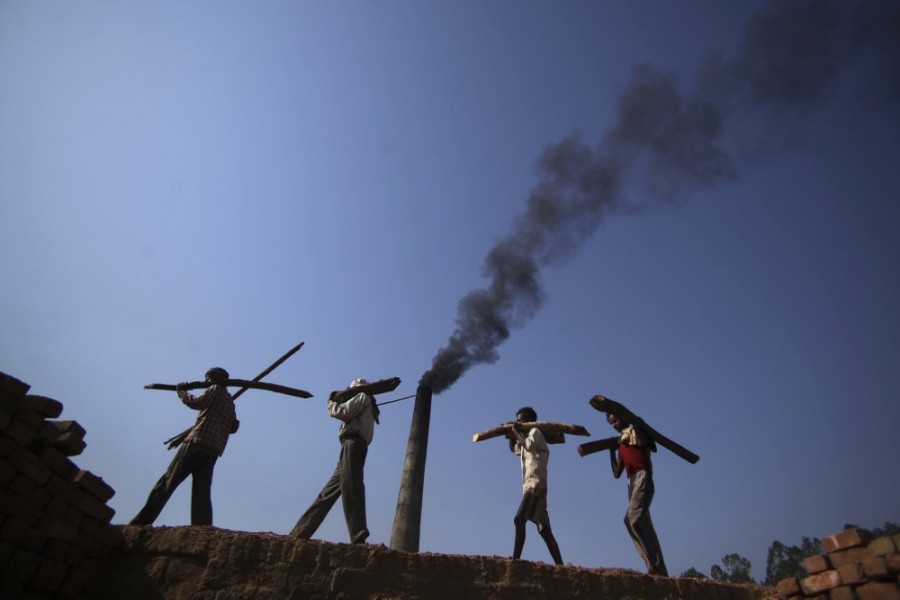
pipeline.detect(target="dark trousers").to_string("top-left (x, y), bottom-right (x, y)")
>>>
top-left (513, 491), bottom-right (563, 565)
top-left (130, 442), bottom-right (219, 526)
top-left (291, 436), bottom-right (369, 543)
top-left (625, 469), bottom-right (668, 576)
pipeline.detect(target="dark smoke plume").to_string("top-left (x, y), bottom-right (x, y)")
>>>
top-left (420, 0), bottom-right (899, 395)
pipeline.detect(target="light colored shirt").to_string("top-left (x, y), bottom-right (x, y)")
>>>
top-left (514, 427), bottom-right (549, 494)
top-left (328, 392), bottom-right (376, 444)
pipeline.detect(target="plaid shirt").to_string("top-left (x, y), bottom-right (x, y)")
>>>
top-left (180, 384), bottom-right (235, 456)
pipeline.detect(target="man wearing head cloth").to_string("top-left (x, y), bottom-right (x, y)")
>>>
top-left (291, 378), bottom-right (379, 544)
top-left (131, 367), bottom-right (237, 526)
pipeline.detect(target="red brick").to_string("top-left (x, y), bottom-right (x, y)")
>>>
top-left (95, 523), bottom-right (124, 549)
top-left (54, 432), bottom-right (87, 456)
top-left (45, 472), bottom-right (82, 505)
top-left (0, 582), bottom-right (25, 599)
top-left (825, 530), bottom-right (877, 553)
top-left (886, 554), bottom-right (900, 573)
top-left (9, 447), bottom-right (51, 485)
top-left (1, 548), bottom-right (40, 583)
top-left (0, 515), bottom-right (31, 545)
top-left (37, 444), bottom-right (79, 479)
top-left (9, 472), bottom-right (36, 498)
top-left (63, 505), bottom-right (85, 531)
top-left (856, 581), bottom-right (900, 600)
top-left (44, 420), bottom-right (86, 456)
top-left (0, 432), bottom-right (17, 456)
top-left (0, 372), bottom-right (31, 398)
top-left (12, 406), bottom-right (44, 430)
top-left (806, 554), bottom-right (833, 574)
top-left (65, 539), bottom-right (88, 566)
top-left (0, 457), bottom-right (16, 484)
top-left (32, 559), bottom-right (69, 592)
top-left (839, 562), bottom-right (867, 586)
top-left (79, 516), bottom-right (103, 536)
top-left (4, 418), bottom-right (36, 445)
top-left (802, 570), bottom-right (844, 594)
top-left (44, 496), bottom-right (70, 519)
top-left (863, 557), bottom-right (892, 580)
top-left (0, 491), bottom-right (43, 526)
top-left (38, 515), bottom-right (80, 544)
top-left (21, 526), bottom-right (49, 552)
top-left (870, 537), bottom-right (898, 557)
top-left (74, 469), bottom-right (115, 502)
top-left (28, 484), bottom-right (52, 509)
top-left (21, 395), bottom-right (63, 418)
top-left (832, 547), bottom-right (878, 568)
top-left (830, 586), bottom-right (859, 600)
top-left (776, 576), bottom-right (802, 596)
top-left (43, 539), bottom-right (71, 562)
top-left (0, 406), bottom-right (11, 430)
top-left (0, 539), bottom-right (13, 562)
top-left (59, 568), bottom-right (91, 597)
top-left (78, 494), bottom-right (115, 523)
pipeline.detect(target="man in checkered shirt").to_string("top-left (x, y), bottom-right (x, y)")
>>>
top-left (131, 367), bottom-right (237, 526)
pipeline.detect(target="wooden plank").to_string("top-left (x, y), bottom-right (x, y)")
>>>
top-left (588, 394), bottom-right (700, 464)
top-left (330, 377), bottom-right (402, 403)
top-left (145, 379), bottom-right (313, 399)
top-left (577, 436), bottom-right (620, 457)
top-left (472, 421), bottom-right (590, 444)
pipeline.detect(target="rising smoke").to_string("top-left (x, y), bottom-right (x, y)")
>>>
top-left (420, 0), bottom-right (900, 395)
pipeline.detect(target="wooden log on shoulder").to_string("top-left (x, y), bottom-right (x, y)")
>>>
top-left (577, 436), bottom-right (621, 457)
top-left (145, 379), bottom-right (313, 399)
top-left (330, 377), bottom-right (401, 403)
top-left (589, 394), bottom-right (700, 464)
top-left (472, 421), bottom-right (590, 445)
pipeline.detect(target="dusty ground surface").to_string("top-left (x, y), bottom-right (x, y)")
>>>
top-left (88, 526), bottom-right (776, 600)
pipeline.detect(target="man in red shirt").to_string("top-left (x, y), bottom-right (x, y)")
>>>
top-left (608, 412), bottom-right (668, 576)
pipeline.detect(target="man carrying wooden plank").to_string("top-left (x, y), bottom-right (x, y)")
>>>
top-left (509, 406), bottom-right (564, 566)
top-left (291, 377), bottom-right (389, 544)
top-left (131, 367), bottom-right (238, 526)
top-left (607, 411), bottom-right (668, 576)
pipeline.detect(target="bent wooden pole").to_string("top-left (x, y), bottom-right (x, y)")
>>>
top-left (472, 421), bottom-right (590, 445)
top-left (156, 341), bottom-right (307, 449)
top-left (145, 379), bottom-right (313, 399)
top-left (589, 394), bottom-right (700, 464)
top-left (577, 436), bottom-right (621, 457)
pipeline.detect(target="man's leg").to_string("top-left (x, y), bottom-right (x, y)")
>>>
top-left (340, 438), bottom-right (369, 544)
top-left (130, 444), bottom-right (195, 525)
top-left (291, 453), bottom-right (343, 538)
top-left (190, 450), bottom-right (218, 526)
top-left (625, 471), bottom-right (668, 576)
top-left (537, 522), bottom-right (564, 566)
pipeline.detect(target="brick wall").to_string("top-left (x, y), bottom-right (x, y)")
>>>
top-left (0, 371), bottom-right (120, 599)
top-left (775, 528), bottom-right (900, 600)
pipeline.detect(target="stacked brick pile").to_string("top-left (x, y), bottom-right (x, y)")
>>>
top-left (0, 371), bottom-right (120, 598)
top-left (775, 528), bottom-right (900, 600)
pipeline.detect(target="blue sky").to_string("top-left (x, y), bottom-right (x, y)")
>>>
top-left (2, 1), bottom-right (898, 579)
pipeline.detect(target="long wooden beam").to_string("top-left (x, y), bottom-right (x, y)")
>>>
top-left (588, 394), bottom-right (700, 464)
top-left (330, 377), bottom-right (401, 403)
top-left (576, 436), bottom-right (620, 457)
top-left (145, 379), bottom-right (313, 399)
top-left (472, 421), bottom-right (590, 445)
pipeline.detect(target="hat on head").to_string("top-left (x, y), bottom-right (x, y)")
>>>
top-left (205, 367), bottom-right (229, 383)
top-left (349, 378), bottom-right (368, 389)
